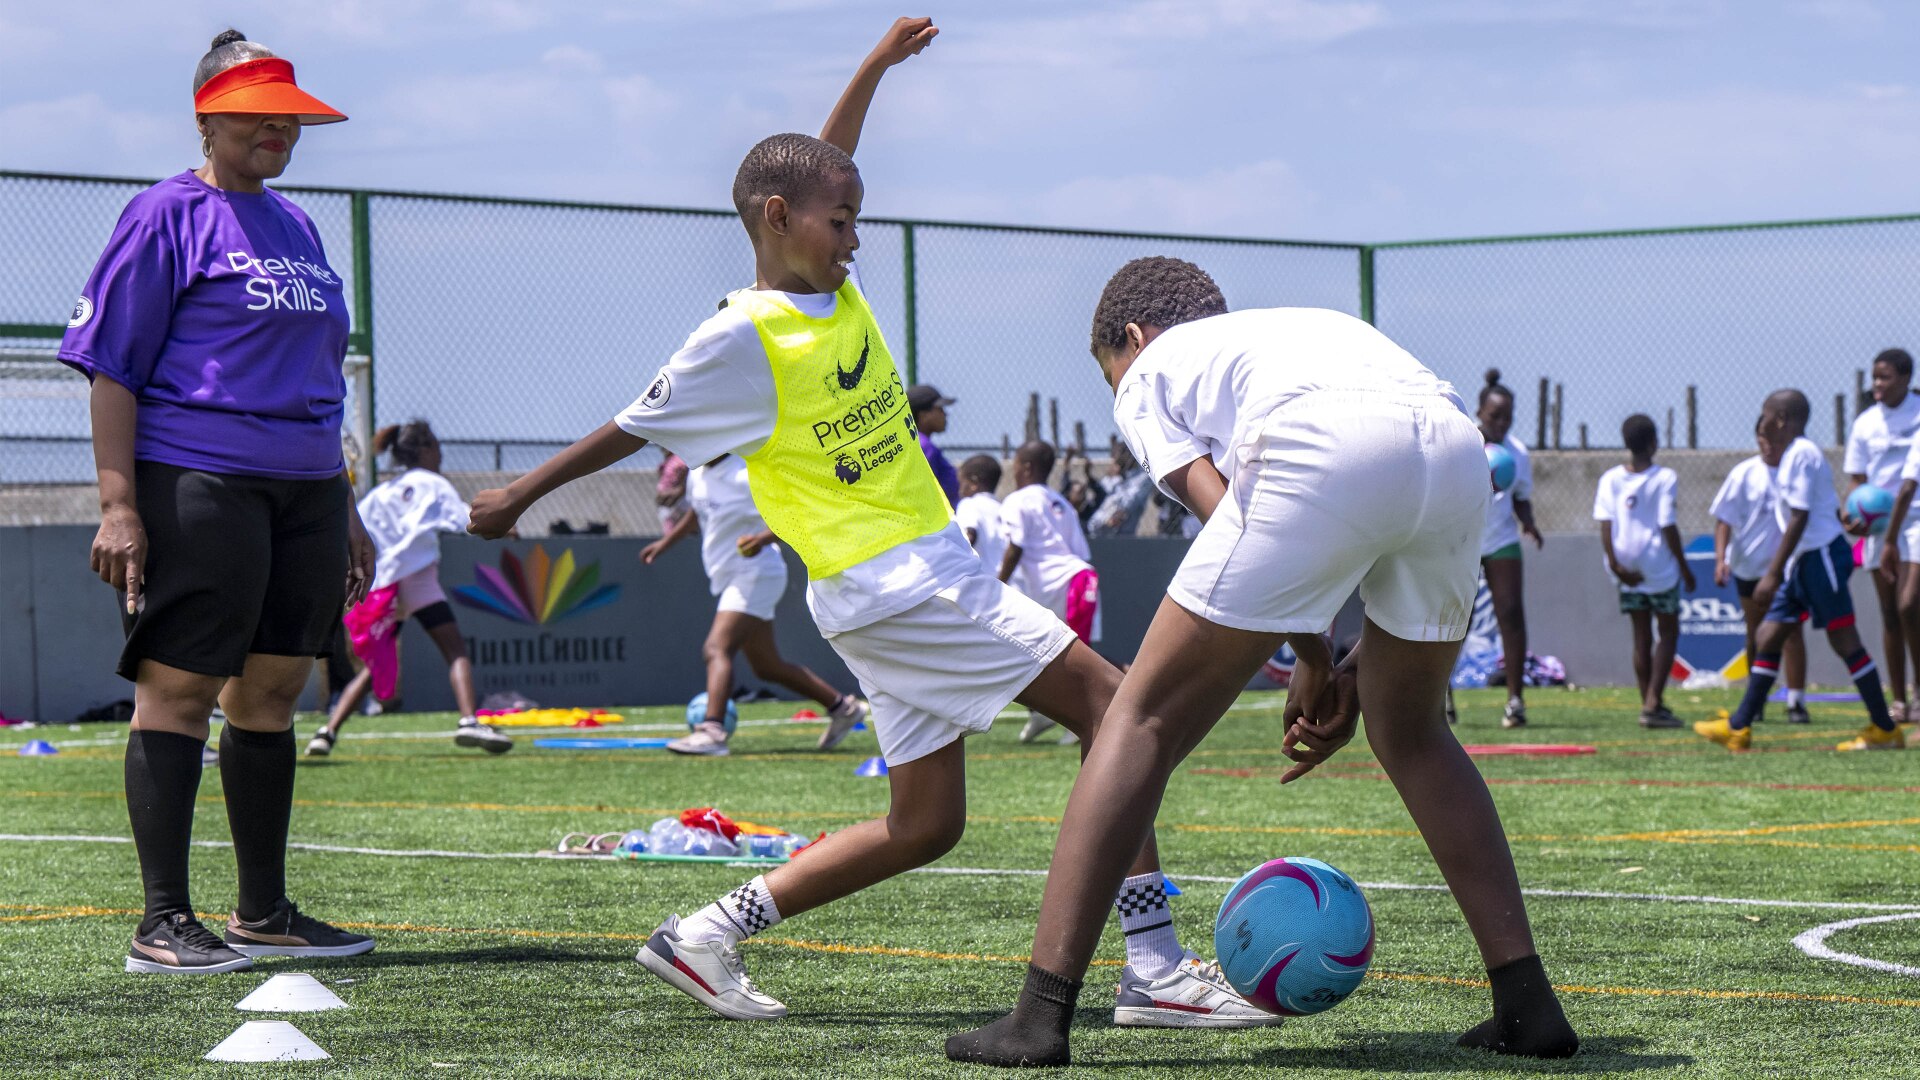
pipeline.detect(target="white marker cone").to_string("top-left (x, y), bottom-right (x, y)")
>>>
top-left (204, 1020), bottom-right (331, 1061)
top-left (235, 972), bottom-right (349, 1013)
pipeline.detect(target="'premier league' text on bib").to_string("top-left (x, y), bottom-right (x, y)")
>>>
top-left (730, 283), bottom-right (951, 579)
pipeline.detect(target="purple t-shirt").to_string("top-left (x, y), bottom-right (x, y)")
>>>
top-left (919, 432), bottom-right (959, 507)
top-left (59, 171), bottom-right (350, 480)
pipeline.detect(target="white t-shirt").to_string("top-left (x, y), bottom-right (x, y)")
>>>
top-left (1710, 456), bottom-right (1783, 581)
top-left (1000, 483), bottom-right (1094, 611)
top-left (1592, 464), bottom-right (1679, 593)
top-left (1113, 307), bottom-right (1464, 503)
top-left (1481, 435), bottom-right (1533, 557)
top-left (610, 265), bottom-right (978, 634)
top-left (358, 468), bottom-right (469, 592)
top-left (686, 456), bottom-right (784, 590)
top-left (954, 491), bottom-right (1008, 573)
top-left (1774, 436), bottom-right (1843, 559)
top-left (1844, 395), bottom-right (1920, 501)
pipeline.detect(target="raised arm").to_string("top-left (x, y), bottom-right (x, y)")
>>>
top-left (470, 421), bottom-right (647, 539)
top-left (819, 16), bottom-right (939, 156)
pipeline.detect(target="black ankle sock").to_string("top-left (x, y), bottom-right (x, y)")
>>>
top-left (1457, 954), bottom-right (1580, 1059)
top-left (219, 724), bottom-right (296, 921)
top-left (945, 964), bottom-right (1081, 1068)
top-left (125, 730), bottom-right (206, 931)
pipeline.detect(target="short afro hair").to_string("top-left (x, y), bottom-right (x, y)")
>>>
top-left (732, 133), bottom-right (858, 240)
top-left (1766, 388), bottom-right (1811, 427)
top-left (1621, 413), bottom-right (1658, 455)
top-left (1089, 257), bottom-right (1228, 355)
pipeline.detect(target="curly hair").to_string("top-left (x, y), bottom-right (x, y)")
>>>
top-left (1088, 257), bottom-right (1227, 355)
top-left (375, 419), bottom-right (437, 469)
top-left (731, 133), bottom-right (858, 240)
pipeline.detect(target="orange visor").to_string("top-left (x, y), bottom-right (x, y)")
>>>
top-left (193, 58), bottom-right (346, 124)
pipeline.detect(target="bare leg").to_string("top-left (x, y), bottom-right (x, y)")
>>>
top-left (1484, 558), bottom-right (1528, 705)
top-left (423, 620), bottom-right (478, 718)
top-left (738, 617), bottom-right (845, 709)
top-left (1897, 562), bottom-right (1920, 712)
top-left (1629, 609), bottom-right (1654, 710)
top-left (1739, 594), bottom-right (1767, 683)
top-left (1649, 610), bottom-right (1679, 712)
top-left (701, 614), bottom-right (749, 726)
top-left (1874, 568), bottom-right (1907, 706)
top-left (323, 667), bottom-right (372, 738)
top-left (1782, 621), bottom-right (1808, 692)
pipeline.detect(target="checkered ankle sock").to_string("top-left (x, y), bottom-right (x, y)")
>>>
top-left (680, 875), bottom-right (783, 944)
top-left (1115, 872), bottom-right (1182, 979)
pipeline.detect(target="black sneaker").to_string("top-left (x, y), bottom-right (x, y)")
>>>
top-left (224, 898), bottom-right (376, 958)
top-left (1784, 702), bottom-right (1811, 724)
top-left (1639, 709), bottom-right (1683, 729)
top-left (126, 910), bottom-right (254, 975)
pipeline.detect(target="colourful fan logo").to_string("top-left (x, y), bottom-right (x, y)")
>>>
top-left (453, 545), bottom-right (621, 625)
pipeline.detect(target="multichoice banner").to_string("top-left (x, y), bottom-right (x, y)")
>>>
top-left (1675, 536), bottom-right (1752, 688)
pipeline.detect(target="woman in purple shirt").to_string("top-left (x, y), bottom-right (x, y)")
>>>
top-left (60, 29), bottom-right (377, 975)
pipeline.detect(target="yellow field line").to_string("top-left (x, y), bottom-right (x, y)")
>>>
top-left (1596, 816), bottom-right (1920, 842)
top-left (5, 902), bottom-right (1914, 1010)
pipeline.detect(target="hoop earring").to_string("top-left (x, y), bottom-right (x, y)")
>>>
top-left (200, 131), bottom-right (212, 159)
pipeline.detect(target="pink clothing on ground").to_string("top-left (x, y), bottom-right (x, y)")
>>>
top-left (1063, 567), bottom-right (1100, 644)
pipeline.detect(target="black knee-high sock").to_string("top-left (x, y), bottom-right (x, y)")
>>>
top-left (945, 965), bottom-right (1081, 1067)
top-left (1729, 652), bottom-right (1780, 730)
top-left (125, 730), bottom-right (205, 932)
top-left (1846, 648), bottom-right (1896, 731)
top-left (219, 725), bottom-right (296, 921)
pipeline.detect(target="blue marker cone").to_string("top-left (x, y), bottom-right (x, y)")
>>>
top-left (854, 755), bottom-right (888, 777)
top-left (19, 740), bottom-right (57, 757)
top-left (1162, 877), bottom-right (1182, 896)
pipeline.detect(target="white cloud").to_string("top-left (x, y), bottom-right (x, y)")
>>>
top-left (1025, 159), bottom-right (1321, 235)
top-left (0, 94), bottom-right (182, 173)
top-left (541, 45), bottom-right (605, 73)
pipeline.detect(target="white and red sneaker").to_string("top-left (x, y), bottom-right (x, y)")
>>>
top-left (1112, 951), bottom-right (1282, 1028)
top-left (637, 915), bottom-right (787, 1020)
top-left (816, 696), bottom-right (869, 751)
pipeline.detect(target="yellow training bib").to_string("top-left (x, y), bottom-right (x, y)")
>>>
top-left (731, 282), bottom-right (952, 579)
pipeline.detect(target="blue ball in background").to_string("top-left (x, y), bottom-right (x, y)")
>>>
top-left (1847, 483), bottom-right (1895, 536)
top-left (686, 692), bottom-right (739, 734)
top-left (1485, 442), bottom-right (1517, 493)
top-left (1214, 856), bottom-right (1374, 1016)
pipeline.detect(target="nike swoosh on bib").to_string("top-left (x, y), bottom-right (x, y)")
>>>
top-left (835, 333), bottom-right (870, 391)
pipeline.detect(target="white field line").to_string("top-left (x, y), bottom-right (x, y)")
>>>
top-left (6, 833), bottom-right (1918, 914)
top-left (1792, 912), bottom-right (1920, 978)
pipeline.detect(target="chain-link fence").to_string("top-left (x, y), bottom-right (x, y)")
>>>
top-left (6, 168), bottom-right (1919, 535)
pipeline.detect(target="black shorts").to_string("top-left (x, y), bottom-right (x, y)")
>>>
top-left (1736, 576), bottom-right (1759, 599)
top-left (118, 462), bottom-right (349, 681)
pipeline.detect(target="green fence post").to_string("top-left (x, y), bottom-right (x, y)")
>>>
top-left (350, 191), bottom-right (377, 495)
top-left (901, 222), bottom-right (919, 385)
top-left (1358, 245), bottom-right (1375, 325)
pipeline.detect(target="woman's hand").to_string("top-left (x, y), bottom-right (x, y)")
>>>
top-left (92, 503), bottom-right (147, 615)
top-left (345, 501), bottom-right (375, 608)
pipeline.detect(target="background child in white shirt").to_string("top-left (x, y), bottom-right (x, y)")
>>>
top-left (1593, 413), bottom-right (1696, 728)
top-left (1842, 347), bottom-right (1920, 721)
top-left (953, 454), bottom-right (1007, 573)
top-left (1710, 422), bottom-right (1808, 722)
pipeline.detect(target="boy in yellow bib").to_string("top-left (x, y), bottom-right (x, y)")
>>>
top-left (469, 18), bottom-right (1266, 1030)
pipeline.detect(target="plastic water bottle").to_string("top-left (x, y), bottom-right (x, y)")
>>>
top-left (615, 829), bottom-right (649, 856)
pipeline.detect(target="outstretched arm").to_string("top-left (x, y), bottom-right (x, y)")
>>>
top-left (819, 16), bottom-right (939, 156)
top-left (642, 506), bottom-right (701, 564)
top-left (470, 421), bottom-right (646, 539)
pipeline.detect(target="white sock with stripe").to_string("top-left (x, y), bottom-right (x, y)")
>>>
top-left (1115, 872), bottom-right (1183, 979)
top-left (679, 875), bottom-right (783, 944)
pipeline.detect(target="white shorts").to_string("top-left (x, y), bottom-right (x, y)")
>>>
top-left (825, 570), bottom-right (1075, 766)
top-left (714, 567), bottom-right (788, 622)
top-left (1863, 520), bottom-right (1920, 569)
top-left (393, 564), bottom-right (447, 618)
top-left (1171, 392), bottom-right (1487, 642)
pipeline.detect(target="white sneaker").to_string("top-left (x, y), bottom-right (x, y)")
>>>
top-left (668, 727), bottom-right (731, 757)
top-left (1112, 951), bottom-right (1282, 1028)
top-left (304, 730), bottom-right (335, 757)
top-left (453, 720), bottom-right (513, 754)
top-left (1019, 712), bottom-right (1058, 743)
top-left (817, 696), bottom-right (869, 751)
top-left (1058, 729), bottom-right (1080, 745)
top-left (637, 915), bottom-right (787, 1020)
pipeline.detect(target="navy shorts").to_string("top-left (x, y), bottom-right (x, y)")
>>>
top-left (1765, 535), bottom-right (1856, 630)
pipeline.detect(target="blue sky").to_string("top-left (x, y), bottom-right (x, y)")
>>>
top-left (5, 0), bottom-right (1919, 240)
top-left (5, 1), bottom-right (1919, 471)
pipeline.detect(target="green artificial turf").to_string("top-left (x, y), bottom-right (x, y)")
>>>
top-left (0, 687), bottom-right (1915, 1077)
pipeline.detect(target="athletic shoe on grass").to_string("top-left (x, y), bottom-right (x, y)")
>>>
top-left (817, 696), bottom-right (869, 751)
top-left (224, 898), bottom-right (375, 958)
top-left (454, 719), bottom-right (513, 754)
top-left (1502, 697), bottom-right (1528, 729)
top-left (1019, 712), bottom-right (1058, 743)
top-left (1113, 952), bottom-right (1280, 1028)
top-left (126, 911), bottom-right (253, 975)
top-left (1639, 709), bottom-right (1683, 729)
top-left (1836, 724), bottom-right (1907, 752)
top-left (305, 729), bottom-right (336, 757)
top-left (1694, 715), bottom-right (1751, 750)
top-left (1785, 702), bottom-right (1812, 725)
top-left (668, 727), bottom-right (731, 757)
top-left (637, 915), bottom-right (787, 1020)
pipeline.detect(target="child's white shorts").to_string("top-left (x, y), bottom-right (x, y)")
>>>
top-left (1862, 517), bottom-right (1920, 570)
top-left (1170, 391), bottom-right (1487, 643)
top-left (825, 569), bottom-right (1075, 766)
top-left (714, 564), bottom-right (788, 622)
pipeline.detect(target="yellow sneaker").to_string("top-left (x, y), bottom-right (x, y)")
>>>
top-left (1835, 724), bottom-right (1907, 751)
top-left (1695, 714), bottom-right (1751, 751)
